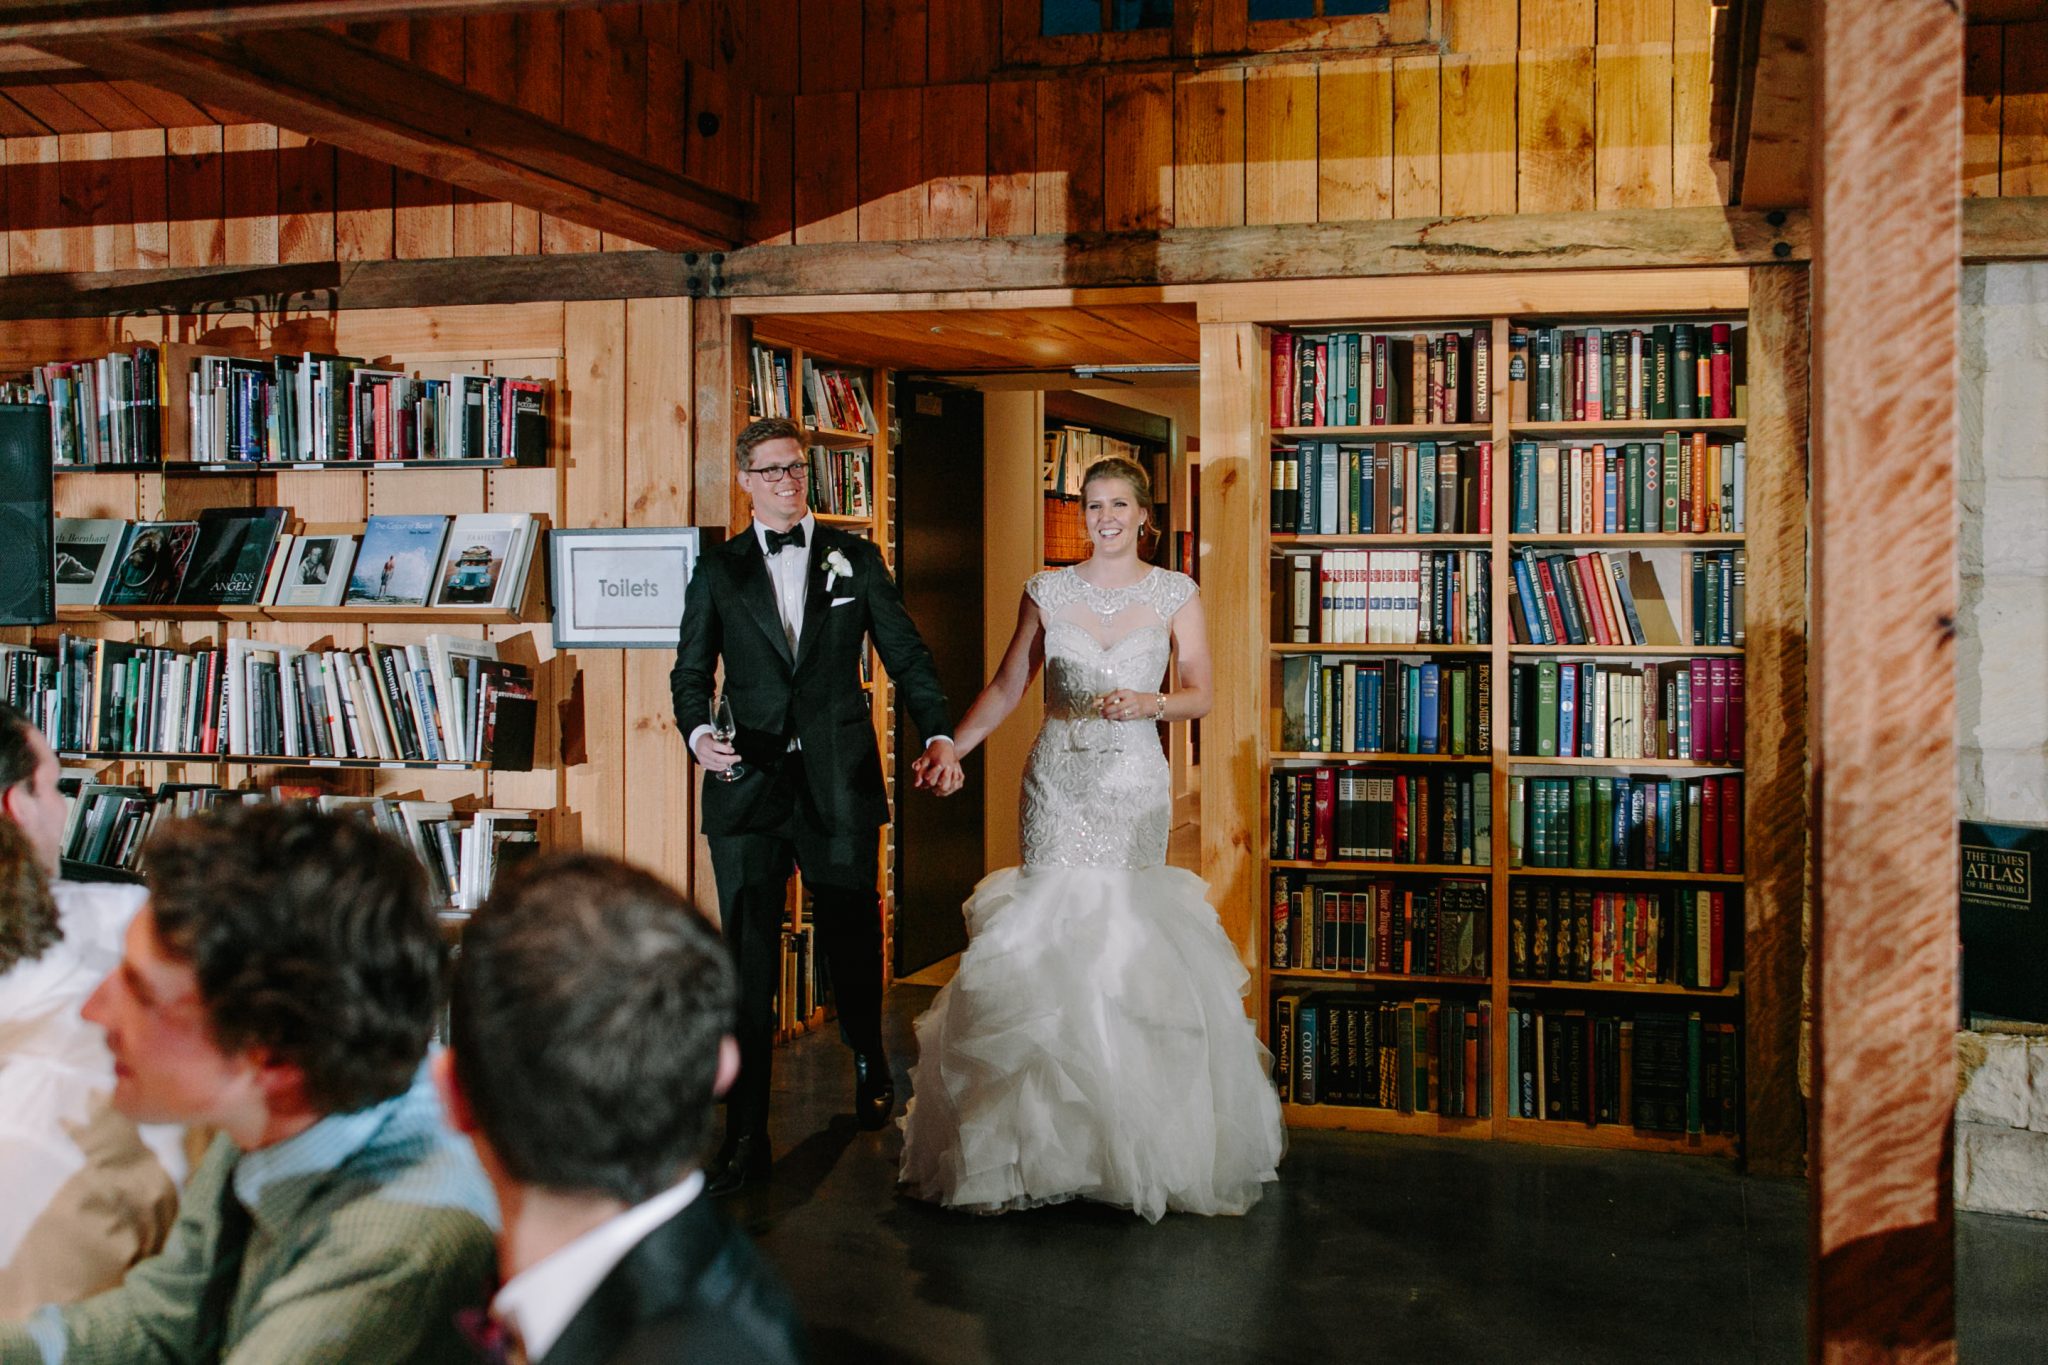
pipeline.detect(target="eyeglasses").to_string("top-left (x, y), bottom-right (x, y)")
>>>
top-left (746, 462), bottom-right (809, 484)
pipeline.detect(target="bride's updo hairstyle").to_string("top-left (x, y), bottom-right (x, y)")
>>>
top-left (1081, 455), bottom-right (1153, 514)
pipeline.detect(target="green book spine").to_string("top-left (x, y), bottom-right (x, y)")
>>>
top-left (1594, 776), bottom-right (1615, 870)
top-left (1661, 431), bottom-right (1682, 532)
top-left (1535, 660), bottom-right (1560, 757)
top-left (1449, 665), bottom-right (1468, 757)
top-left (1650, 324), bottom-right (1673, 419)
top-left (1508, 774), bottom-right (1525, 868)
top-left (1623, 442), bottom-right (1644, 532)
top-left (1571, 775), bottom-right (1593, 869)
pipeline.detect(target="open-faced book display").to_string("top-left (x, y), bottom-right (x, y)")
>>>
top-left (428, 513), bottom-right (538, 612)
top-left (52, 519), bottom-right (128, 607)
top-left (344, 514), bottom-right (451, 607)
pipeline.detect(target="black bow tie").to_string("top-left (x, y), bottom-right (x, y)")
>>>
top-left (764, 524), bottom-right (806, 554)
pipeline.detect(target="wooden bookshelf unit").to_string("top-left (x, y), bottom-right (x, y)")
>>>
top-left (1253, 299), bottom-right (1778, 1161)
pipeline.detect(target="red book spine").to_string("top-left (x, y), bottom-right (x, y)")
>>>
top-left (1708, 890), bottom-right (1726, 987)
top-left (1272, 874), bottom-right (1291, 968)
top-left (1477, 440), bottom-right (1493, 533)
top-left (1726, 658), bottom-right (1744, 764)
top-left (1393, 773), bottom-right (1410, 861)
top-left (1721, 776), bottom-right (1741, 873)
top-left (1375, 882), bottom-right (1393, 972)
top-left (1706, 657), bottom-right (1728, 763)
top-left (1271, 331), bottom-right (1294, 427)
top-left (1573, 554), bottom-right (1617, 646)
top-left (1312, 767), bottom-right (1335, 862)
top-left (1710, 323), bottom-right (1734, 418)
top-left (1701, 774), bottom-right (1721, 874)
top-left (1400, 891), bottom-right (1414, 974)
top-left (1534, 557), bottom-right (1570, 642)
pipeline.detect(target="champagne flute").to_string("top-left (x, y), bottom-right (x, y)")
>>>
top-left (1093, 664), bottom-right (1125, 753)
top-left (710, 694), bottom-right (741, 782)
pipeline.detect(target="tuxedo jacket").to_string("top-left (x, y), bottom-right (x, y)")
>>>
top-left (536, 1197), bottom-right (808, 1365)
top-left (670, 522), bottom-right (951, 838)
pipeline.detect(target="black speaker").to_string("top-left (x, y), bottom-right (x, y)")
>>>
top-left (0, 403), bottom-right (55, 626)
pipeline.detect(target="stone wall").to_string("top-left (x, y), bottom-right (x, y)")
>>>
top-left (1955, 262), bottom-right (2048, 1219)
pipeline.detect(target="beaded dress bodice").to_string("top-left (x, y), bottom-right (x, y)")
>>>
top-left (1021, 567), bottom-right (1196, 871)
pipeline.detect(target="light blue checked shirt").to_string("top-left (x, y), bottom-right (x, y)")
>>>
top-left (0, 1059), bottom-right (498, 1365)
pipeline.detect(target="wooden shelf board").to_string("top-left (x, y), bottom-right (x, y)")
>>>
top-left (1268, 750), bottom-right (1490, 764)
top-left (1499, 1118), bottom-right (1740, 1158)
top-left (1509, 419), bottom-right (1746, 435)
top-left (1507, 973), bottom-right (1744, 998)
top-left (1508, 866), bottom-right (1746, 884)
top-left (1281, 1103), bottom-right (1494, 1136)
top-left (57, 750), bottom-right (486, 771)
top-left (1271, 534), bottom-right (1493, 549)
top-left (62, 603), bottom-right (267, 621)
top-left (60, 459), bottom-right (532, 475)
top-left (1269, 968), bottom-right (1490, 986)
top-left (1270, 642), bottom-right (1489, 655)
top-left (1507, 644), bottom-right (1744, 656)
top-left (803, 425), bottom-right (875, 447)
top-left (1277, 424), bottom-right (1492, 439)
top-left (812, 512), bottom-right (874, 527)
top-left (1508, 533), bottom-right (1745, 547)
top-left (58, 604), bottom-right (523, 625)
top-left (1268, 858), bottom-right (1489, 876)
top-left (1508, 755), bottom-right (1742, 771)
top-left (52, 462), bottom-right (163, 474)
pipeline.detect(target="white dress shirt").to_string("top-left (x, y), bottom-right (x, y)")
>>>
top-left (490, 1171), bottom-right (706, 1364)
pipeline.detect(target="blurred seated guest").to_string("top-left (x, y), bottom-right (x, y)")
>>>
top-left (438, 854), bottom-right (806, 1365)
top-left (0, 803), bottom-right (497, 1364)
top-left (0, 818), bottom-right (176, 1317)
top-left (0, 705), bottom-right (177, 1316)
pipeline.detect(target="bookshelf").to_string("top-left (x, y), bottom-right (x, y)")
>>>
top-left (1258, 309), bottom-right (1758, 1160)
top-left (746, 335), bottom-right (897, 1042)
top-left (6, 329), bottom-right (563, 921)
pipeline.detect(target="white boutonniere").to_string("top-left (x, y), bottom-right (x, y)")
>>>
top-left (823, 548), bottom-right (853, 590)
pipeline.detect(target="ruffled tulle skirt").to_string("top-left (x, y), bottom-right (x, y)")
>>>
top-left (898, 863), bottom-right (1285, 1223)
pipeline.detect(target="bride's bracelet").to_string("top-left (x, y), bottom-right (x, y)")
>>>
top-left (1153, 692), bottom-right (1169, 722)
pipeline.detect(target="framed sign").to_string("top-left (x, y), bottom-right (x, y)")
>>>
top-left (547, 527), bottom-right (705, 649)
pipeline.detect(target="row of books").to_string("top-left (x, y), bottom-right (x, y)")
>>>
top-left (1270, 767), bottom-right (1492, 867)
top-left (1506, 548), bottom-right (1664, 649)
top-left (1282, 550), bottom-right (1492, 645)
top-left (1509, 773), bottom-right (1742, 874)
top-left (804, 361), bottom-right (876, 435)
top-left (1269, 440), bottom-right (1492, 536)
top-left (1042, 425), bottom-right (1145, 497)
top-left (54, 512), bottom-right (539, 614)
top-left (806, 445), bottom-right (873, 518)
top-left (1510, 435), bottom-right (1746, 535)
top-left (1509, 881), bottom-right (1733, 989)
top-left (1506, 657), bottom-right (1744, 763)
top-left (1505, 1007), bottom-right (1739, 1136)
top-left (1272, 992), bottom-right (1491, 1115)
top-left (5, 634), bottom-right (534, 768)
top-left (1270, 329), bottom-right (1489, 429)
top-left (748, 343), bottom-right (793, 420)
top-left (1277, 657), bottom-right (1492, 757)
top-left (1269, 872), bottom-right (1489, 976)
top-left (1508, 323), bottom-right (1740, 425)
top-left (188, 355), bottom-right (547, 465)
top-left (1, 347), bottom-right (163, 465)
top-left (56, 780), bottom-right (539, 912)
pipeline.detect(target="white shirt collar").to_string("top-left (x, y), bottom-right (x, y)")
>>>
top-left (752, 513), bottom-right (816, 556)
top-left (491, 1170), bottom-right (705, 1363)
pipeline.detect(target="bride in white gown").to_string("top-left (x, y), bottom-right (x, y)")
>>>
top-left (899, 456), bottom-right (1284, 1222)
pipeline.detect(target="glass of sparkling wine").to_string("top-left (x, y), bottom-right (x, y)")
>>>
top-left (711, 694), bottom-right (741, 782)
top-left (1094, 665), bottom-right (1124, 752)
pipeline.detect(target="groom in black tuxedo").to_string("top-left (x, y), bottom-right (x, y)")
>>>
top-left (672, 416), bottom-right (959, 1194)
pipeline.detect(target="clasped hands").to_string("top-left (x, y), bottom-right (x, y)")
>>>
top-left (1098, 689), bottom-right (1164, 723)
top-left (911, 738), bottom-right (965, 798)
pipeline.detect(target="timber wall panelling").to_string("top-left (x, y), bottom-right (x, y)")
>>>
top-left (0, 299), bottom-right (703, 909)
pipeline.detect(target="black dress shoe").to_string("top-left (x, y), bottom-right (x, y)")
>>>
top-left (706, 1133), bottom-right (771, 1196)
top-left (855, 1052), bottom-right (895, 1131)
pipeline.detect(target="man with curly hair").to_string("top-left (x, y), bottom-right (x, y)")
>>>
top-left (0, 802), bottom-right (497, 1365)
top-left (0, 706), bottom-right (175, 1316)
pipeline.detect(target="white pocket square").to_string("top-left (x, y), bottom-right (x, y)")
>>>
top-left (830, 596), bottom-right (855, 607)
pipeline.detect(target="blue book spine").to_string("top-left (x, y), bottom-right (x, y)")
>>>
top-left (1354, 668), bottom-right (1371, 754)
top-left (1419, 663), bottom-right (1441, 756)
top-left (1366, 670), bottom-right (1384, 752)
top-left (1557, 661), bottom-right (1578, 758)
top-left (1417, 442), bottom-right (1438, 535)
top-left (1580, 662), bottom-right (1598, 755)
top-left (1511, 554), bottom-right (1548, 645)
top-left (1657, 781), bottom-right (1675, 866)
top-left (1612, 777), bottom-right (1631, 870)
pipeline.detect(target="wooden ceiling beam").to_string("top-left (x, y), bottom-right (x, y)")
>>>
top-left (1724, 0), bottom-right (1813, 208)
top-left (0, 1), bottom-right (619, 43)
top-left (40, 28), bottom-right (747, 249)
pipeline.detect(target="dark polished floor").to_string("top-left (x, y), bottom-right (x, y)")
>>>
top-left (719, 983), bottom-right (2048, 1365)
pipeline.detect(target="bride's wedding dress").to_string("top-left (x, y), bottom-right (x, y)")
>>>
top-left (899, 567), bottom-right (1285, 1222)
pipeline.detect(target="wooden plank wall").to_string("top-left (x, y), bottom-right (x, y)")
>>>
top-left (750, 0), bottom-right (1726, 245)
top-left (0, 299), bottom-right (704, 905)
top-left (1962, 18), bottom-right (2048, 198)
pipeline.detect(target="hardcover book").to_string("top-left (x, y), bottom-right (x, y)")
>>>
top-left (178, 506), bottom-right (288, 605)
top-left (52, 518), bottom-right (128, 606)
top-left (1961, 820), bottom-right (2048, 1024)
top-left (429, 513), bottom-right (535, 610)
top-left (346, 515), bottom-right (451, 606)
top-left (103, 521), bottom-right (200, 606)
top-left (274, 535), bottom-right (357, 607)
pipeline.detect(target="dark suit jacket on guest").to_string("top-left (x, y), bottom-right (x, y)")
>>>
top-left (670, 522), bottom-right (950, 838)
top-left (536, 1196), bottom-right (807, 1365)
